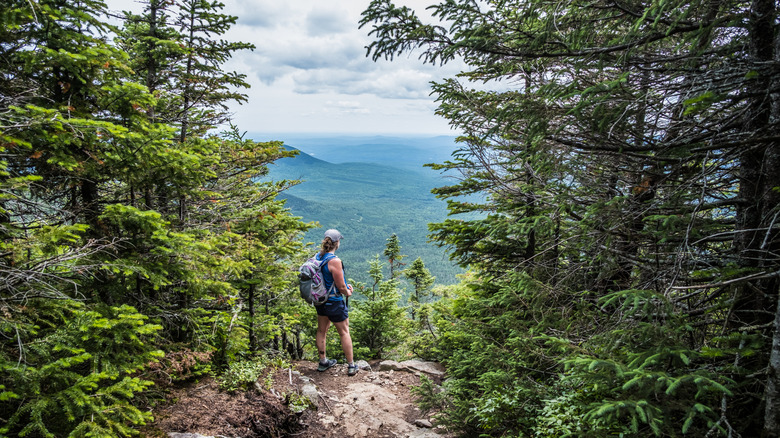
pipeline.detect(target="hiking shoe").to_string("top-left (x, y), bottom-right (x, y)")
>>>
top-left (317, 358), bottom-right (337, 372)
top-left (347, 363), bottom-right (358, 376)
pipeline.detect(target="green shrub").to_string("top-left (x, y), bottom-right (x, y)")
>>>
top-left (1, 302), bottom-right (163, 437)
top-left (217, 359), bottom-right (267, 392)
top-left (285, 392), bottom-right (313, 413)
top-left (532, 386), bottom-right (587, 437)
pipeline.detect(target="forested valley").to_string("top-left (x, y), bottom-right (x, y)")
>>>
top-left (265, 138), bottom-right (471, 286)
top-left (1, 0), bottom-right (779, 437)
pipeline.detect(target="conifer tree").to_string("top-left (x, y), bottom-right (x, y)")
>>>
top-left (113, 0), bottom-right (299, 358)
top-left (362, 0), bottom-right (779, 435)
top-left (350, 256), bottom-right (408, 358)
top-left (172, 0), bottom-right (255, 142)
top-left (404, 257), bottom-right (435, 320)
top-left (383, 233), bottom-right (406, 279)
top-left (0, 2), bottom-right (187, 433)
top-left (1, 2), bottom-right (310, 435)
top-left (118, 0), bottom-right (184, 125)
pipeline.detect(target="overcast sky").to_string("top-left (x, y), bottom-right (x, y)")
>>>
top-left (107, 0), bottom-right (463, 136)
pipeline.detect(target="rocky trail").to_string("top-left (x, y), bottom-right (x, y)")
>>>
top-left (147, 359), bottom-right (452, 438)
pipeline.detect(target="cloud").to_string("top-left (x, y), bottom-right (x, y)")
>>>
top-left (324, 100), bottom-right (371, 114)
top-left (292, 68), bottom-right (434, 99)
top-left (224, 1), bottom-right (289, 28)
top-left (305, 6), bottom-right (353, 36)
top-left (274, 40), bottom-right (365, 70)
top-left (105, 0), bottom-right (460, 135)
top-left (240, 37), bottom-right (367, 85)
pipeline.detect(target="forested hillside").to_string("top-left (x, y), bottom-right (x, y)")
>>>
top-left (264, 139), bottom-right (467, 285)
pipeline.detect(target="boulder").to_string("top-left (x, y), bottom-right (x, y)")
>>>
top-left (399, 360), bottom-right (446, 377)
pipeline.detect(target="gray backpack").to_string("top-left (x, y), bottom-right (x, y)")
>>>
top-left (298, 254), bottom-right (335, 305)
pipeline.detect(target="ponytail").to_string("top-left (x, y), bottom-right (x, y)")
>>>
top-left (319, 237), bottom-right (337, 256)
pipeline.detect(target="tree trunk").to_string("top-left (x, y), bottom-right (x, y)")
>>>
top-left (734, 0), bottom-right (777, 329)
top-left (295, 330), bottom-right (303, 359)
top-left (744, 0), bottom-right (780, 435)
top-left (178, 194), bottom-right (186, 223)
top-left (81, 179), bottom-right (99, 229)
top-left (248, 283), bottom-right (256, 354)
top-left (766, 293), bottom-right (780, 438)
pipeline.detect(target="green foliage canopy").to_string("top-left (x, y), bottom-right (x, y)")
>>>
top-left (0, 1), bottom-right (309, 436)
top-left (361, 0), bottom-right (780, 435)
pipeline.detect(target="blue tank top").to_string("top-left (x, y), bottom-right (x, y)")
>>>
top-left (315, 253), bottom-right (344, 302)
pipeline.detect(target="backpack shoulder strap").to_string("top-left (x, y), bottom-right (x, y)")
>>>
top-left (319, 253), bottom-right (339, 296)
top-left (319, 253), bottom-right (336, 267)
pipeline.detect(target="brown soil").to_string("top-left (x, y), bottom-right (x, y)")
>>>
top-left (145, 360), bottom-right (451, 438)
top-left (146, 376), bottom-right (304, 437)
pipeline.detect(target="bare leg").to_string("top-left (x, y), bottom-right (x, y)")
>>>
top-left (316, 315), bottom-right (331, 361)
top-left (333, 318), bottom-right (354, 363)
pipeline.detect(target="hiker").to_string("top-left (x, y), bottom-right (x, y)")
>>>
top-left (315, 229), bottom-right (358, 376)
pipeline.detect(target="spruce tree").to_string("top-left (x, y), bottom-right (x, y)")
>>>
top-left (1, 2), bottom-right (311, 435)
top-left (350, 256), bottom-right (408, 359)
top-left (383, 233), bottom-right (406, 279)
top-left (172, 0), bottom-right (255, 142)
top-left (362, 0), bottom-right (779, 435)
top-left (403, 257), bottom-right (435, 320)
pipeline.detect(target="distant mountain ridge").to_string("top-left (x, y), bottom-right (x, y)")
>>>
top-left (258, 133), bottom-right (460, 170)
top-left (255, 134), bottom-right (464, 286)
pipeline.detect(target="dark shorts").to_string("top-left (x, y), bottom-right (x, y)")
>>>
top-left (315, 299), bottom-right (348, 323)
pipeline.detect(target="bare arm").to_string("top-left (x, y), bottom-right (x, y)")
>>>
top-left (328, 257), bottom-right (352, 296)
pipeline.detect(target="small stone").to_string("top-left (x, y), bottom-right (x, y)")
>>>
top-left (415, 419), bottom-right (434, 428)
top-left (301, 383), bottom-right (318, 404)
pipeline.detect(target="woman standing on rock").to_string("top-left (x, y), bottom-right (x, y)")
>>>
top-left (314, 229), bottom-right (358, 376)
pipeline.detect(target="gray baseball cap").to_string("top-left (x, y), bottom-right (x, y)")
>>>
top-left (324, 229), bottom-right (343, 242)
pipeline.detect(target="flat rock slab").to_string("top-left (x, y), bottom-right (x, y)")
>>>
top-left (335, 381), bottom-right (413, 436)
top-left (400, 360), bottom-right (446, 377)
top-left (378, 360), bottom-right (446, 378)
top-left (292, 360), bottom-right (453, 438)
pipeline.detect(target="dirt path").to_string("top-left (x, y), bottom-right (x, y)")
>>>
top-left (150, 359), bottom-right (451, 438)
top-left (291, 359), bottom-right (450, 438)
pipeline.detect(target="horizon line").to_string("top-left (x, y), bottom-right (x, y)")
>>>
top-left (243, 131), bottom-right (459, 138)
